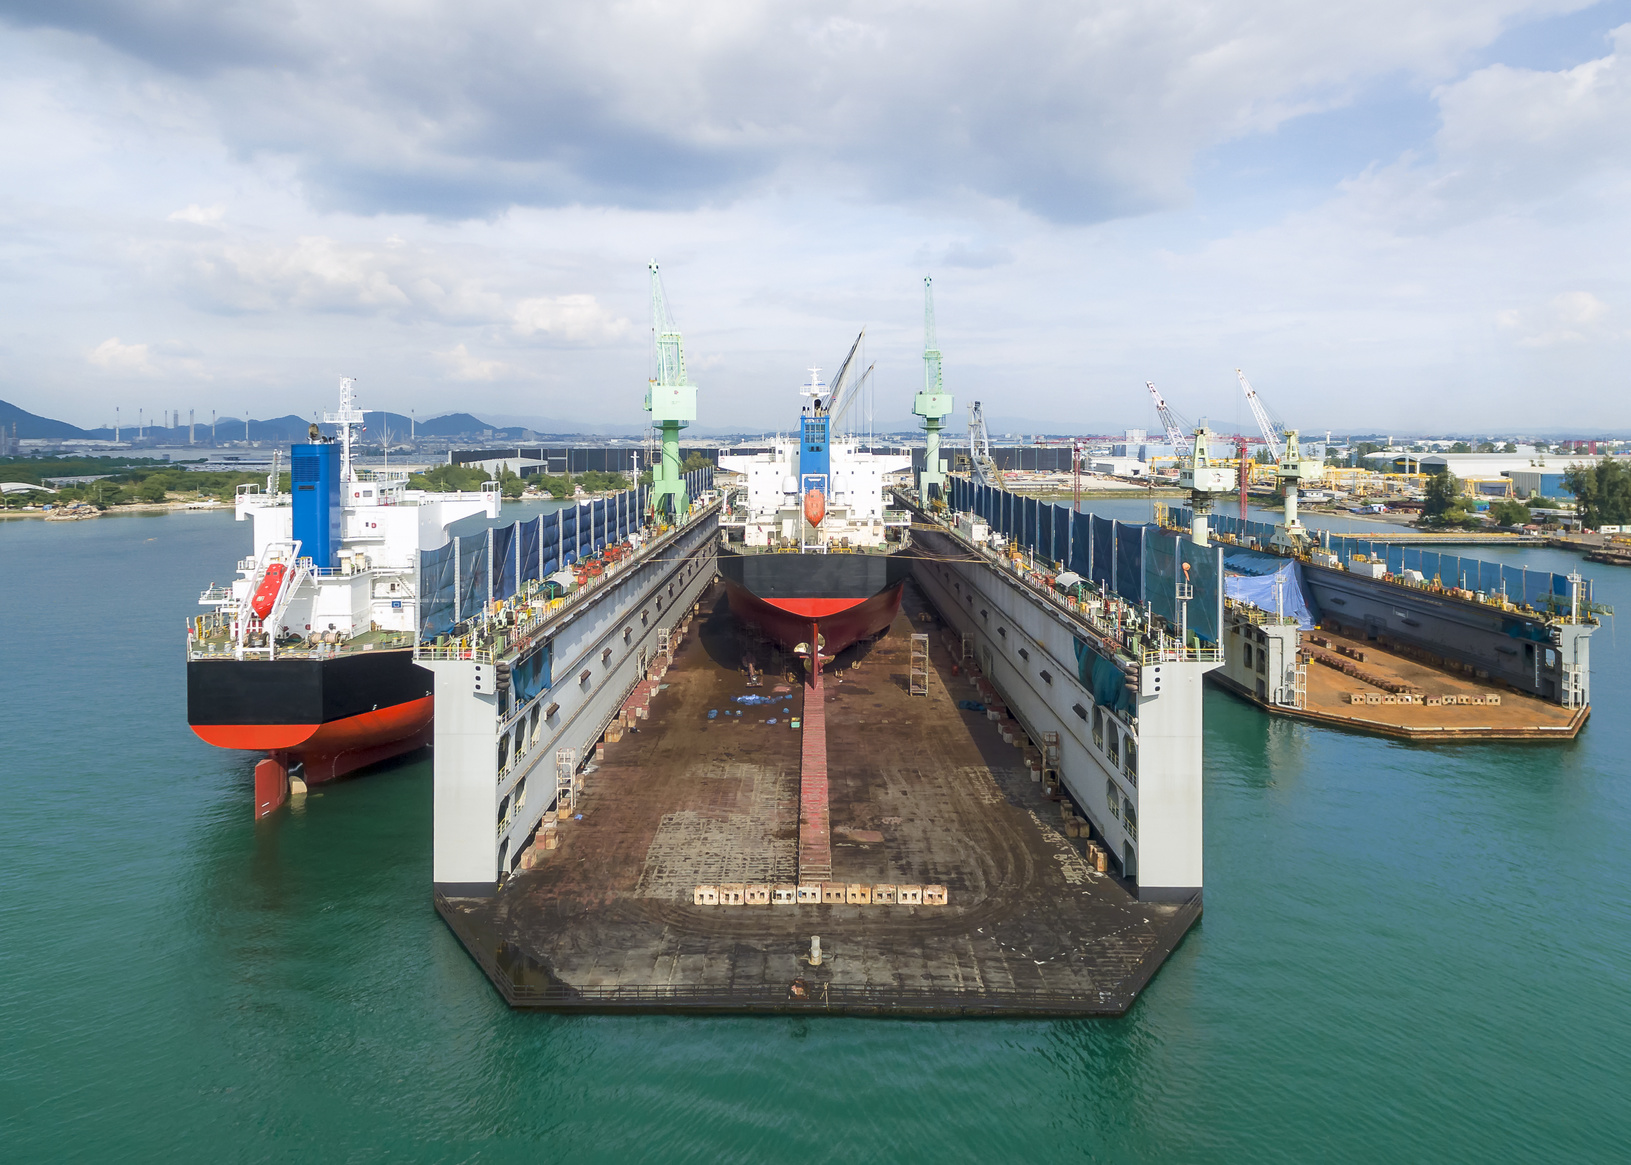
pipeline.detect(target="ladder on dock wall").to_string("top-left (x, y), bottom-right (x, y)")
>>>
top-left (910, 634), bottom-right (930, 696)
top-left (555, 748), bottom-right (578, 816)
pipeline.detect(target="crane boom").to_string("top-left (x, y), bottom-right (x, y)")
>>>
top-left (1146, 381), bottom-right (1193, 456)
top-left (1237, 369), bottom-right (1283, 448)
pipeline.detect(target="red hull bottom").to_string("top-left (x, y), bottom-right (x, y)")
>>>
top-left (723, 579), bottom-right (903, 658)
top-left (195, 697), bottom-right (435, 818)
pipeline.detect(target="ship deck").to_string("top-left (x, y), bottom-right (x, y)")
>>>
top-left (437, 579), bottom-right (1199, 1015)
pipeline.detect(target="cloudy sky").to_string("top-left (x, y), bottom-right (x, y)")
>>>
top-left (2, 0), bottom-right (1629, 435)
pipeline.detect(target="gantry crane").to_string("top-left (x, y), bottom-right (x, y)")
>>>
top-left (1237, 369), bottom-right (1308, 551)
top-left (645, 261), bottom-right (698, 522)
top-left (914, 276), bottom-right (954, 501)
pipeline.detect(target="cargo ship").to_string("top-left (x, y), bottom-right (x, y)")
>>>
top-left (186, 379), bottom-right (499, 816)
top-left (716, 361), bottom-right (914, 658)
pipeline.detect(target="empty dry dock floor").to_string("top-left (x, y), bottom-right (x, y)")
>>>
top-left (438, 582), bottom-right (1199, 1015)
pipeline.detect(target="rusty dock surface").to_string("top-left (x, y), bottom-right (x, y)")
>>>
top-left (437, 581), bottom-right (1199, 1016)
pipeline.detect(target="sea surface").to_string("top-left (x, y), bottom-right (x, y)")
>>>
top-left (2, 508), bottom-right (1627, 1162)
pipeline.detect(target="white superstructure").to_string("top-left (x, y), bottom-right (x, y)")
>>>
top-left (717, 437), bottom-right (913, 547)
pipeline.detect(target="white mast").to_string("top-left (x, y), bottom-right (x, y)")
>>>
top-left (324, 377), bottom-right (366, 482)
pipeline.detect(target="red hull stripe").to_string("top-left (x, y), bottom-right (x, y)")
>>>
top-left (190, 696), bottom-right (434, 756)
top-left (764, 596), bottom-right (866, 617)
top-left (723, 579), bottom-right (903, 657)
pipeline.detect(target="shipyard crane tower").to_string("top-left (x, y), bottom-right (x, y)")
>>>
top-left (1148, 381), bottom-right (1231, 545)
top-left (1238, 369), bottom-right (1308, 551)
top-left (914, 276), bottom-right (954, 501)
top-left (645, 261), bottom-right (698, 522)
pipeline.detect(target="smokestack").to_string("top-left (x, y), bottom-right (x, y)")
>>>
top-left (189, 409), bottom-right (195, 445)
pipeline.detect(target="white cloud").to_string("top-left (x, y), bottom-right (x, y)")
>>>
top-left (167, 203), bottom-right (223, 225)
top-left (4, 0), bottom-right (1593, 221)
top-left (1498, 291), bottom-right (1611, 347)
top-left (511, 295), bottom-right (631, 343)
top-left (86, 337), bottom-right (156, 374)
top-left (435, 343), bottom-right (509, 381)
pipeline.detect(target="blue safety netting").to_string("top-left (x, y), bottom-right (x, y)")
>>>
top-left (511, 641), bottom-right (553, 702)
top-left (493, 522), bottom-right (517, 601)
top-left (1171, 505), bottom-right (1591, 611)
top-left (456, 533), bottom-right (489, 622)
top-left (418, 541), bottom-right (457, 637)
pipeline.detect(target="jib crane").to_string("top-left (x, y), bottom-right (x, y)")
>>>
top-left (645, 261), bottom-right (698, 522)
top-left (914, 276), bottom-right (954, 501)
top-left (1148, 381), bottom-right (1232, 545)
top-left (967, 401), bottom-right (1004, 487)
top-left (1237, 369), bottom-right (1308, 551)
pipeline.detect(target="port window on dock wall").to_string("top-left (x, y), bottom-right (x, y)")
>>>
top-left (1092, 706), bottom-right (1105, 748)
top-left (1107, 779), bottom-right (1119, 817)
top-left (1106, 723), bottom-right (1120, 766)
top-left (1124, 737), bottom-right (1137, 784)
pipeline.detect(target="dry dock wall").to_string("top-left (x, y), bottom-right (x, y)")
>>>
top-left (911, 527), bottom-right (1213, 902)
top-left (427, 510), bottom-right (719, 897)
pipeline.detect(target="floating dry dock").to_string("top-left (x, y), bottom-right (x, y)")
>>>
top-left (427, 485), bottom-right (1215, 1016)
top-left (437, 582), bottom-right (1199, 1015)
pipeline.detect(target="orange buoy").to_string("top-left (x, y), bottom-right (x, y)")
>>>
top-left (250, 563), bottom-right (287, 619)
top-left (804, 489), bottom-right (826, 527)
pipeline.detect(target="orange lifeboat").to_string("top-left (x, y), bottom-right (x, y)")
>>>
top-left (804, 489), bottom-right (826, 527)
top-left (250, 564), bottom-right (286, 619)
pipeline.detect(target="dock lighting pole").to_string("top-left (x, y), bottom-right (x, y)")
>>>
top-left (645, 261), bottom-right (698, 523)
top-left (115, 407), bottom-right (120, 443)
top-left (914, 275), bottom-right (954, 502)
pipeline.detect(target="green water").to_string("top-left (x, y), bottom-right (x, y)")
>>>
top-left (3, 511), bottom-right (1627, 1162)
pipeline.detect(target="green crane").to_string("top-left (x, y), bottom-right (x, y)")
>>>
top-left (914, 275), bottom-right (954, 501)
top-left (645, 261), bottom-right (697, 523)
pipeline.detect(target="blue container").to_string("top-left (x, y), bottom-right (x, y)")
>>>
top-left (291, 443), bottom-right (341, 569)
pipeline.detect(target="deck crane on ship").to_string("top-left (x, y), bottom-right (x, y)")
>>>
top-left (1237, 369), bottom-right (1310, 552)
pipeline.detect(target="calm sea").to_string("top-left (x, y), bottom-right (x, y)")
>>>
top-left (2, 508), bottom-right (1626, 1162)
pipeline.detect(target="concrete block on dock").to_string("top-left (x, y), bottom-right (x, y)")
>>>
top-left (872, 884), bottom-right (897, 904)
top-left (846, 883), bottom-right (872, 905)
top-left (744, 884), bottom-right (771, 906)
top-left (719, 882), bottom-right (746, 906)
top-left (898, 884), bottom-right (923, 905)
top-left (820, 882), bottom-right (846, 904)
top-left (693, 885), bottom-right (719, 906)
top-left (796, 883), bottom-right (822, 904)
top-left (1487, 694), bottom-right (1501, 705)
top-left (1426, 696), bottom-right (1442, 706)
top-left (922, 885), bottom-right (948, 906)
top-left (772, 884), bottom-right (797, 905)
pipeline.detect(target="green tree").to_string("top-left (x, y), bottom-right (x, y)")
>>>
top-left (1423, 469), bottom-right (1463, 522)
top-left (1476, 441), bottom-right (1496, 453)
top-left (1450, 441), bottom-right (1471, 453)
top-left (1489, 499), bottom-right (1531, 526)
top-left (681, 450), bottom-right (712, 472)
top-left (1562, 458), bottom-right (1631, 528)
top-left (1502, 441), bottom-right (1517, 453)
top-left (137, 478), bottom-right (168, 504)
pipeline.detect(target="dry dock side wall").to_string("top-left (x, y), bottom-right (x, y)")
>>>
top-left (427, 510), bottom-right (719, 897)
top-left (911, 529), bottom-right (1212, 902)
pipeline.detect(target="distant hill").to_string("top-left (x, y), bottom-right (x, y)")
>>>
top-left (0, 399), bottom-right (90, 439)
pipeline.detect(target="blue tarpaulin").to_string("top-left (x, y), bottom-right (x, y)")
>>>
top-left (1224, 553), bottom-right (1316, 629)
